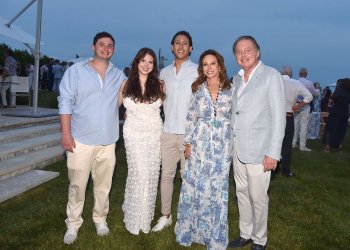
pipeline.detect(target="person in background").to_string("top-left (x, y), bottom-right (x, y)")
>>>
top-left (292, 67), bottom-right (317, 151)
top-left (307, 82), bottom-right (322, 139)
top-left (323, 78), bottom-right (350, 152)
top-left (1, 49), bottom-right (17, 108)
top-left (26, 62), bottom-right (34, 90)
top-left (39, 63), bottom-right (49, 90)
top-left (321, 87), bottom-right (332, 112)
top-left (278, 66), bottom-right (312, 177)
top-left (228, 36), bottom-right (285, 250)
top-left (52, 60), bottom-right (63, 93)
top-left (47, 58), bottom-right (55, 92)
top-left (58, 31), bottom-right (125, 244)
top-left (119, 47), bottom-right (165, 235)
top-left (151, 31), bottom-right (198, 232)
top-left (175, 49), bottom-right (232, 249)
top-left (123, 66), bottom-right (130, 77)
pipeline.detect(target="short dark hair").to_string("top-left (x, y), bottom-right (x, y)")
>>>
top-left (93, 31), bottom-right (115, 45)
top-left (233, 35), bottom-right (260, 54)
top-left (171, 31), bottom-right (193, 47)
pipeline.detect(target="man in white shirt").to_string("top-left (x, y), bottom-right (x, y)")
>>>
top-left (151, 31), bottom-right (198, 232)
top-left (292, 67), bottom-right (317, 151)
top-left (279, 66), bottom-right (313, 177)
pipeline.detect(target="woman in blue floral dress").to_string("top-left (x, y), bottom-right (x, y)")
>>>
top-left (175, 49), bottom-right (233, 250)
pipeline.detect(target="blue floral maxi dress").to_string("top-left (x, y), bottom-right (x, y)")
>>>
top-left (175, 83), bottom-right (233, 250)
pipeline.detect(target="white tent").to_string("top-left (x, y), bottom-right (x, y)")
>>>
top-left (0, 0), bottom-right (47, 117)
top-left (0, 15), bottom-right (37, 45)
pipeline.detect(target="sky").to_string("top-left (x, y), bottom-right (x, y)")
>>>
top-left (1, 0), bottom-right (350, 87)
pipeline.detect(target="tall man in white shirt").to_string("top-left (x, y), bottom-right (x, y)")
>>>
top-left (292, 67), bottom-right (317, 151)
top-left (279, 66), bottom-right (313, 177)
top-left (151, 31), bottom-right (198, 232)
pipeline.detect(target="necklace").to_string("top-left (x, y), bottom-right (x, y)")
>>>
top-left (207, 81), bottom-right (222, 117)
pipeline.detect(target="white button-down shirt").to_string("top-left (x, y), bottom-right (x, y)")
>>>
top-left (282, 75), bottom-right (313, 112)
top-left (58, 60), bottom-right (125, 145)
top-left (160, 59), bottom-right (198, 134)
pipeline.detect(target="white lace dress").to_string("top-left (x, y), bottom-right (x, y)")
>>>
top-left (122, 97), bottom-right (163, 235)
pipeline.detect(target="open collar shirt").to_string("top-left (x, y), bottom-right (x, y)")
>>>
top-left (160, 59), bottom-right (198, 134)
top-left (237, 61), bottom-right (261, 97)
top-left (58, 59), bottom-right (126, 145)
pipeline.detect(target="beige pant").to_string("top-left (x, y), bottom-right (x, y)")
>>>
top-left (65, 140), bottom-right (116, 229)
top-left (232, 140), bottom-right (271, 246)
top-left (160, 133), bottom-right (186, 215)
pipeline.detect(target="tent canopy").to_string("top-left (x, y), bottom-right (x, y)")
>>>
top-left (0, 15), bottom-right (37, 46)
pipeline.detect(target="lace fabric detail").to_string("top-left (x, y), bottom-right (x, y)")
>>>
top-left (122, 97), bottom-right (163, 234)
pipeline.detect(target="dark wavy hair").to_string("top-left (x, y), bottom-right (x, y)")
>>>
top-left (123, 48), bottom-right (165, 103)
top-left (191, 49), bottom-right (231, 92)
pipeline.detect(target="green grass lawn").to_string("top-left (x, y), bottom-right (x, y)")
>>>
top-left (16, 89), bottom-right (59, 109)
top-left (1, 92), bottom-right (349, 249)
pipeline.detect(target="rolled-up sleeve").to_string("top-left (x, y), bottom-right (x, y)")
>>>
top-left (58, 67), bottom-right (76, 115)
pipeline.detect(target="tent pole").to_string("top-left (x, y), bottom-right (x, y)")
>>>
top-left (5, 0), bottom-right (36, 28)
top-left (32, 0), bottom-right (42, 114)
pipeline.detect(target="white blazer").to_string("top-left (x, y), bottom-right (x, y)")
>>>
top-left (231, 62), bottom-right (286, 164)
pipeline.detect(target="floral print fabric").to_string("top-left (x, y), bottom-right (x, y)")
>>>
top-left (175, 83), bottom-right (233, 249)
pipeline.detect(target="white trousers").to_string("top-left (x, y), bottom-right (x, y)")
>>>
top-left (232, 140), bottom-right (270, 246)
top-left (65, 140), bottom-right (116, 229)
top-left (0, 84), bottom-right (16, 106)
top-left (293, 106), bottom-right (310, 148)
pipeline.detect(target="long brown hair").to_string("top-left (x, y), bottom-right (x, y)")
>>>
top-left (123, 48), bottom-right (165, 103)
top-left (192, 49), bottom-right (231, 92)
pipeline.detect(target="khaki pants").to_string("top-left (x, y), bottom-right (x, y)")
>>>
top-left (160, 133), bottom-right (186, 215)
top-left (232, 140), bottom-right (271, 246)
top-left (65, 140), bottom-right (116, 229)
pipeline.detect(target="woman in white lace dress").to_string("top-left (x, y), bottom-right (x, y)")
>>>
top-left (118, 48), bottom-right (165, 235)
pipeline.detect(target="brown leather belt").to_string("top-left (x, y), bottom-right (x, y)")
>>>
top-left (286, 112), bottom-right (294, 116)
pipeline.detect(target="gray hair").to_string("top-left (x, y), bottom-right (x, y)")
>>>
top-left (299, 67), bottom-right (308, 77)
top-left (281, 65), bottom-right (292, 76)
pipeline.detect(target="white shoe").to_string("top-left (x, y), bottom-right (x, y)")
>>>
top-left (300, 147), bottom-right (312, 152)
top-left (151, 215), bottom-right (172, 232)
top-left (63, 228), bottom-right (78, 244)
top-left (95, 222), bottom-right (110, 236)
